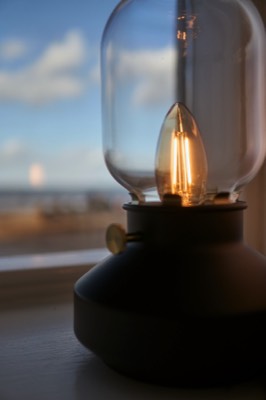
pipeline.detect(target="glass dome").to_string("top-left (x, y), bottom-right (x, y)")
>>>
top-left (101, 0), bottom-right (266, 204)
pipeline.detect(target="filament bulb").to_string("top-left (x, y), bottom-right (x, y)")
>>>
top-left (155, 103), bottom-right (208, 206)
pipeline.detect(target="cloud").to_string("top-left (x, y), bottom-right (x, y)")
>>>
top-left (0, 30), bottom-right (88, 105)
top-left (89, 63), bottom-right (100, 85)
top-left (0, 71), bottom-right (84, 104)
top-left (0, 139), bottom-right (113, 188)
top-left (0, 138), bottom-right (29, 165)
top-left (33, 31), bottom-right (86, 76)
top-left (56, 146), bottom-right (104, 169)
top-left (0, 40), bottom-right (176, 107)
top-left (42, 146), bottom-right (112, 188)
top-left (0, 39), bottom-right (28, 61)
top-left (117, 46), bottom-right (176, 107)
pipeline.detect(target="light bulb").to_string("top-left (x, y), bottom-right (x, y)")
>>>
top-left (155, 103), bottom-right (208, 206)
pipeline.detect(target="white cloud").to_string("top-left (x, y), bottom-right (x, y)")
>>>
top-left (89, 63), bottom-right (100, 85)
top-left (43, 146), bottom-right (112, 188)
top-left (33, 31), bottom-right (86, 76)
top-left (117, 46), bottom-right (176, 107)
top-left (0, 30), bottom-right (88, 105)
top-left (56, 146), bottom-right (103, 169)
top-left (0, 138), bottom-right (28, 164)
top-left (0, 140), bottom-right (113, 188)
top-left (0, 39), bottom-right (28, 61)
top-left (0, 71), bottom-right (84, 104)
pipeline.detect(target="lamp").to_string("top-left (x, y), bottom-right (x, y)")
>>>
top-left (74, 0), bottom-right (266, 387)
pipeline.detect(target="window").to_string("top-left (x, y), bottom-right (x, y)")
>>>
top-left (0, 0), bottom-right (265, 259)
top-left (244, 161), bottom-right (266, 256)
top-left (243, 0), bottom-right (266, 256)
top-left (0, 0), bottom-right (127, 257)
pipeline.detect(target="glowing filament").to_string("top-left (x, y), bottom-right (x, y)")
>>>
top-left (171, 135), bottom-right (178, 193)
top-left (171, 134), bottom-right (192, 194)
top-left (155, 103), bottom-right (208, 206)
top-left (184, 137), bottom-right (192, 186)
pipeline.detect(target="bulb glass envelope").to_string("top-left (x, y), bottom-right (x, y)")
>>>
top-left (101, 0), bottom-right (266, 204)
top-left (155, 102), bottom-right (208, 206)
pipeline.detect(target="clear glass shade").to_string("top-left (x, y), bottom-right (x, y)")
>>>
top-left (101, 0), bottom-right (266, 204)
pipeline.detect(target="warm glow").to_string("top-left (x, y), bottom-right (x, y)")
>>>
top-left (177, 30), bottom-right (187, 41)
top-left (155, 103), bottom-right (208, 206)
top-left (171, 134), bottom-right (192, 195)
top-left (184, 137), bottom-right (192, 186)
top-left (171, 134), bottom-right (192, 193)
top-left (171, 135), bottom-right (178, 193)
top-left (29, 163), bottom-right (45, 187)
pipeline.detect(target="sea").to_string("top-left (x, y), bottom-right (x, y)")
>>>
top-left (0, 188), bottom-right (128, 215)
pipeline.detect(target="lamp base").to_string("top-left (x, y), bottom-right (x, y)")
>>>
top-left (74, 203), bottom-right (266, 387)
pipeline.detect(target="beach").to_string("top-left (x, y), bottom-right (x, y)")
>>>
top-left (0, 190), bottom-right (127, 257)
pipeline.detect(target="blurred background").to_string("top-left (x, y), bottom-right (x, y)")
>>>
top-left (0, 0), bottom-right (127, 256)
top-left (0, 0), bottom-right (264, 257)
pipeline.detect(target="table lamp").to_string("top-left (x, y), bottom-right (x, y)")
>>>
top-left (74, 0), bottom-right (266, 387)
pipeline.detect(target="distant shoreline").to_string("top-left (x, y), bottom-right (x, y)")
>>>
top-left (0, 188), bottom-right (129, 214)
top-left (0, 197), bottom-right (126, 257)
top-left (0, 187), bottom-right (125, 196)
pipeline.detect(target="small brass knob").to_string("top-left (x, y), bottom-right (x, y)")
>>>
top-left (106, 224), bottom-right (127, 254)
top-left (106, 224), bottom-right (141, 254)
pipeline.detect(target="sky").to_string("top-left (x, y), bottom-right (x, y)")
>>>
top-left (0, 0), bottom-right (179, 193)
top-left (1, 0), bottom-right (264, 197)
top-left (0, 0), bottom-right (119, 190)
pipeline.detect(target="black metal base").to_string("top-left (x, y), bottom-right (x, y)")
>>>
top-left (74, 202), bottom-right (266, 387)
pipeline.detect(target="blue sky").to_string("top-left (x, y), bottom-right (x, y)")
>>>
top-left (0, 0), bottom-right (179, 193)
top-left (0, 0), bottom-right (119, 190)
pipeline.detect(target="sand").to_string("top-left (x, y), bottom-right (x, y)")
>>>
top-left (0, 208), bottom-right (126, 256)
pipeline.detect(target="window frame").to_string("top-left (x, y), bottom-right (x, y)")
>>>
top-left (0, 248), bottom-right (109, 308)
top-left (0, 0), bottom-right (265, 286)
top-left (244, 161), bottom-right (266, 255)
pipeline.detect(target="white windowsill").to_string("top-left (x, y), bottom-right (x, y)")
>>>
top-left (0, 248), bottom-right (109, 271)
top-left (0, 249), bottom-right (265, 399)
top-left (0, 248), bottom-right (109, 309)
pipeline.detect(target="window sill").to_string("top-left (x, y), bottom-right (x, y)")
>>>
top-left (0, 249), bottom-right (265, 399)
top-left (0, 248), bottom-right (109, 309)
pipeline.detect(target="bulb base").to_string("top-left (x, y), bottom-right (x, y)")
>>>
top-left (74, 202), bottom-right (266, 387)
